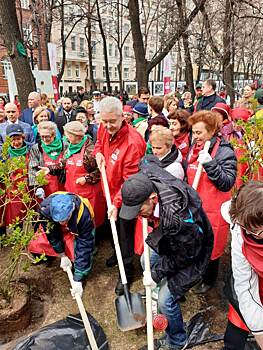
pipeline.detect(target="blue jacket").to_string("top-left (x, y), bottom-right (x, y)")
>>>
top-left (21, 108), bottom-right (55, 125)
top-left (0, 121), bottom-right (35, 153)
top-left (196, 93), bottom-right (225, 111)
top-left (39, 193), bottom-right (95, 281)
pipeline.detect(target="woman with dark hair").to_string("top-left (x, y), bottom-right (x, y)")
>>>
top-left (185, 110), bottom-right (237, 293)
top-left (221, 181), bottom-right (263, 350)
top-left (0, 96), bottom-right (6, 107)
top-left (168, 109), bottom-right (191, 159)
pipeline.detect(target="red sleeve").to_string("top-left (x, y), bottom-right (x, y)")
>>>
top-left (113, 141), bottom-right (146, 208)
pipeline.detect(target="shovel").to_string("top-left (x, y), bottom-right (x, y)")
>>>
top-left (142, 217), bottom-right (154, 350)
top-left (66, 266), bottom-right (99, 350)
top-left (100, 164), bottom-right (146, 331)
top-left (192, 140), bottom-right (211, 190)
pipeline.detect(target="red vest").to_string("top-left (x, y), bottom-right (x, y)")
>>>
top-left (65, 143), bottom-right (105, 227)
top-left (43, 151), bottom-right (65, 197)
top-left (187, 139), bottom-right (231, 260)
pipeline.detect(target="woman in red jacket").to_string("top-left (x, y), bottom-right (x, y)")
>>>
top-left (168, 109), bottom-right (191, 160)
top-left (186, 110), bottom-right (237, 294)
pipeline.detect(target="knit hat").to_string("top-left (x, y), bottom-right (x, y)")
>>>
top-left (63, 121), bottom-right (85, 136)
top-left (211, 103), bottom-right (231, 121)
top-left (195, 83), bottom-right (202, 89)
top-left (231, 108), bottom-right (253, 122)
top-left (123, 105), bottom-right (133, 113)
top-left (133, 102), bottom-right (148, 117)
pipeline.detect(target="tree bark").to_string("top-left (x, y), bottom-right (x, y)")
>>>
top-left (0, 0), bottom-right (36, 109)
top-left (85, 0), bottom-right (96, 92)
top-left (96, 0), bottom-right (111, 93)
top-left (223, 0), bottom-right (235, 105)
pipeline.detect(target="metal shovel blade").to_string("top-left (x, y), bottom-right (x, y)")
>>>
top-left (115, 290), bottom-right (146, 331)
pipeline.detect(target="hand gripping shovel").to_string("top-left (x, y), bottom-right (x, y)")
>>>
top-left (142, 218), bottom-right (154, 350)
top-left (66, 267), bottom-right (99, 350)
top-left (192, 140), bottom-right (211, 190)
top-left (100, 165), bottom-right (146, 331)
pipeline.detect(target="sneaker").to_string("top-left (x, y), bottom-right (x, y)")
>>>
top-left (105, 254), bottom-right (117, 268)
top-left (139, 337), bottom-right (186, 350)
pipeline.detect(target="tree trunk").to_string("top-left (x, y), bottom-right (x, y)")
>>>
top-left (222, 0), bottom-right (235, 106)
top-left (85, 1), bottom-right (96, 92)
top-left (96, 0), bottom-right (111, 93)
top-left (0, 0), bottom-right (36, 109)
top-left (57, 0), bottom-right (66, 84)
top-left (128, 0), bottom-right (149, 88)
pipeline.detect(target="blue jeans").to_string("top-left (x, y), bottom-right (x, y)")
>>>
top-left (141, 250), bottom-right (187, 348)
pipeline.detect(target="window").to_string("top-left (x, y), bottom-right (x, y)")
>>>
top-left (71, 36), bottom-right (76, 51)
top-left (124, 67), bottom-right (129, 80)
top-left (80, 37), bottom-right (85, 53)
top-left (103, 66), bottom-right (105, 79)
top-left (75, 64), bottom-right (80, 78)
top-left (115, 45), bottom-right (118, 57)
top-left (109, 66), bottom-right (112, 79)
top-left (22, 24), bottom-right (32, 41)
top-left (123, 23), bottom-right (130, 35)
top-left (115, 66), bottom-right (118, 79)
top-left (67, 63), bottom-right (72, 77)
top-left (124, 46), bottom-right (129, 58)
top-left (1, 59), bottom-right (11, 80)
top-left (92, 66), bottom-right (96, 79)
top-left (91, 41), bottom-right (96, 57)
top-left (21, 0), bottom-right (29, 9)
top-left (109, 43), bottom-right (113, 57)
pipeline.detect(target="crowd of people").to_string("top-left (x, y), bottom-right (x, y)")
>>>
top-left (0, 79), bottom-right (262, 350)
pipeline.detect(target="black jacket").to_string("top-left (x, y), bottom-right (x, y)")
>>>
top-left (139, 156), bottom-right (214, 300)
top-left (196, 93), bottom-right (225, 111)
top-left (160, 144), bottom-right (180, 168)
top-left (54, 108), bottom-right (76, 135)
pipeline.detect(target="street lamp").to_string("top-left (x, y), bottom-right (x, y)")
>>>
top-left (25, 39), bottom-right (38, 70)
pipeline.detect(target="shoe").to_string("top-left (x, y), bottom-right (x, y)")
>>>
top-left (139, 336), bottom-right (186, 350)
top-left (193, 282), bottom-right (212, 294)
top-left (105, 254), bottom-right (117, 268)
top-left (115, 278), bottom-right (130, 296)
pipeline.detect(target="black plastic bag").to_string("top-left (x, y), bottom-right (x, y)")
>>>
top-left (12, 313), bottom-right (109, 350)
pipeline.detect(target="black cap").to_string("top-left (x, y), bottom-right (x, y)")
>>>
top-left (6, 124), bottom-right (24, 137)
top-left (119, 173), bottom-right (154, 220)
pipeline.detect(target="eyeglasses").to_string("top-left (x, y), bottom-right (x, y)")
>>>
top-left (40, 135), bottom-right (52, 140)
top-left (236, 221), bottom-right (263, 237)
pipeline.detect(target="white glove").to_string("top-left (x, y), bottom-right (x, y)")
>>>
top-left (143, 271), bottom-right (157, 289)
top-left (197, 150), bottom-right (212, 165)
top-left (70, 281), bottom-right (83, 299)
top-left (60, 256), bottom-right (72, 272)
top-left (35, 187), bottom-right (45, 200)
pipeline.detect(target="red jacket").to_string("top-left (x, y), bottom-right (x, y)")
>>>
top-left (94, 121), bottom-right (146, 208)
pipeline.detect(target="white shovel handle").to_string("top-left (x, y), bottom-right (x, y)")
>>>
top-left (66, 267), bottom-right (99, 350)
top-left (100, 164), bottom-right (127, 285)
top-left (192, 140), bottom-right (211, 190)
top-left (142, 218), bottom-right (154, 350)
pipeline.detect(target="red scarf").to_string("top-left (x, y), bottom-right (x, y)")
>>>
top-left (242, 229), bottom-right (263, 279)
top-left (187, 142), bottom-right (204, 164)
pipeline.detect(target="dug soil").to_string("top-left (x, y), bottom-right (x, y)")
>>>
top-left (0, 239), bottom-right (229, 350)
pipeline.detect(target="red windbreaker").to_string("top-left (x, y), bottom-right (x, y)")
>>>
top-left (94, 121), bottom-right (146, 208)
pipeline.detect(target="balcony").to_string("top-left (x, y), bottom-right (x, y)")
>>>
top-left (64, 50), bottom-right (89, 62)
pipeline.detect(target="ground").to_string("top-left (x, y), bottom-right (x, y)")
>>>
top-left (0, 239), bottom-right (229, 350)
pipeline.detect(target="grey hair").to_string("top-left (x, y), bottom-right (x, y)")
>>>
top-left (37, 121), bottom-right (57, 135)
top-left (99, 96), bottom-right (123, 115)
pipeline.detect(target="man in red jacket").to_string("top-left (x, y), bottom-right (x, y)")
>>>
top-left (94, 96), bottom-right (146, 295)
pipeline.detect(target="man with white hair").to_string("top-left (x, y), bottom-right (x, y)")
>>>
top-left (20, 91), bottom-right (54, 125)
top-left (0, 103), bottom-right (34, 153)
top-left (94, 96), bottom-right (146, 295)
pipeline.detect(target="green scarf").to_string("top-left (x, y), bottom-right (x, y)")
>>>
top-left (8, 145), bottom-right (27, 158)
top-left (41, 137), bottom-right (63, 160)
top-left (132, 117), bottom-right (147, 127)
top-left (65, 135), bottom-right (88, 159)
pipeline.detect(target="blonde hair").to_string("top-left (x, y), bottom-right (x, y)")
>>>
top-left (33, 106), bottom-right (50, 123)
top-left (80, 100), bottom-right (93, 110)
top-left (149, 126), bottom-right (174, 148)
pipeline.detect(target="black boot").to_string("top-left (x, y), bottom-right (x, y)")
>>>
top-left (106, 253), bottom-right (117, 268)
top-left (115, 265), bottom-right (134, 296)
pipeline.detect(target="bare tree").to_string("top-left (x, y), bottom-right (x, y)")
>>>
top-left (0, 0), bottom-right (36, 109)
